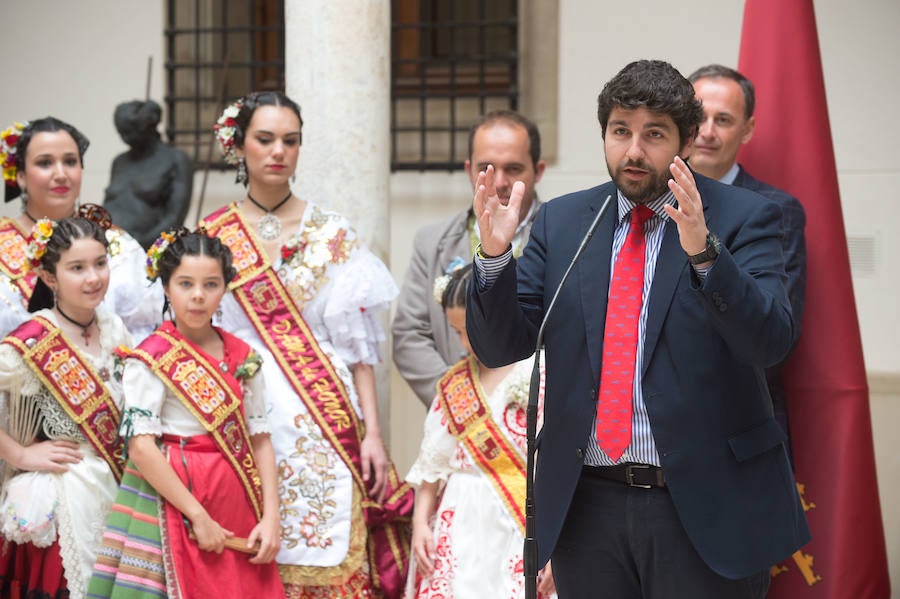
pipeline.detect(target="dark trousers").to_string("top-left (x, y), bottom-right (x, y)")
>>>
top-left (551, 473), bottom-right (770, 599)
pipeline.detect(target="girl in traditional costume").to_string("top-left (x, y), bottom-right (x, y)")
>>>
top-left (405, 265), bottom-right (556, 598)
top-left (0, 117), bottom-right (162, 339)
top-left (0, 207), bottom-right (131, 598)
top-left (87, 230), bottom-right (285, 598)
top-left (199, 91), bottom-right (412, 599)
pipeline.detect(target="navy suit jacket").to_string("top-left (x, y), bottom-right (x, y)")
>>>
top-left (733, 166), bottom-right (807, 458)
top-left (733, 165), bottom-right (806, 335)
top-left (467, 174), bottom-right (810, 579)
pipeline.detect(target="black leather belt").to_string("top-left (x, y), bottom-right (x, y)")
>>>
top-left (582, 463), bottom-right (666, 488)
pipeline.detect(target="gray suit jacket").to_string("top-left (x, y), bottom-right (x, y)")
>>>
top-left (392, 210), bottom-right (472, 405)
top-left (392, 202), bottom-right (542, 405)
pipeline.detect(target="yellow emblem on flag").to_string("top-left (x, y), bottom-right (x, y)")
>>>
top-left (770, 481), bottom-right (821, 586)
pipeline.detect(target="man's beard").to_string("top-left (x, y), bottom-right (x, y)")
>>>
top-left (607, 158), bottom-right (671, 205)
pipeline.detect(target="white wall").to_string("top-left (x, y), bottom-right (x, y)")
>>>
top-left (0, 0), bottom-right (239, 224)
top-left (1, 1), bottom-right (165, 212)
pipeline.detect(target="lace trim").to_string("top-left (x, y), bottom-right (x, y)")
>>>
top-left (36, 391), bottom-right (85, 441)
top-left (55, 477), bottom-right (85, 599)
top-left (246, 415), bottom-right (270, 436)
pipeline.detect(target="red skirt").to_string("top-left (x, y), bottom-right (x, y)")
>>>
top-left (162, 434), bottom-right (284, 598)
top-left (0, 537), bottom-right (68, 599)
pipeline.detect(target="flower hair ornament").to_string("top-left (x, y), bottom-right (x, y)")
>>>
top-left (25, 218), bottom-right (55, 271)
top-left (145, 227), bottom-right (196, 281)
top-left (1, 121), bottom-right (27, 191)
top-left (432, 256), bottom-right (468, 305)
top-left (214, 98), bottom-right (244, 168)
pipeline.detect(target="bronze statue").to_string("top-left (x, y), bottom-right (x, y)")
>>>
top-left (103, 100), bottom-right (193, 248)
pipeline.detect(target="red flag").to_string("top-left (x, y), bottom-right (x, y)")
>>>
top-left (737, 1), bottom-right (890, 597)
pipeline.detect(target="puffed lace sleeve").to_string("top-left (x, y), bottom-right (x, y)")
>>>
top-left (0, 344), bottom-right (25, 390)
top-left (118, 359), bottom-right (166, 438)
top-left (103, 229), bottom-right (164, 342)
top-left (0, 280), bottom-right (28, 338)
top-left (0, 345), bottom-right (27, 436)
top-left (297, 210), bottom-right (397, 366)
top-left (282, 206), bottom-right (398, 366)
top-left (322, 244), bottom-right (398, 367)
top-left (405, 397), bottom-right (460, 487)
top-left (243, 369), bottom-right (270, 436)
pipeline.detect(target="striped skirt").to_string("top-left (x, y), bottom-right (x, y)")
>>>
top-left (86, 461), bottom-right (168, 598)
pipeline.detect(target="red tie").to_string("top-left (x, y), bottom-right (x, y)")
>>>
top-left (595, 205), bottom-right (652, 461)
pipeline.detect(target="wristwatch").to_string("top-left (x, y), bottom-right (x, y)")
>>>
top-left (475, 243), bottom-right (511, 259)
top-left (687, 232), bottom-right (721, 265)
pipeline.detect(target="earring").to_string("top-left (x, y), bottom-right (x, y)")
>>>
top-left (19, 188), bottom-right (28, 203)
top-left (291, 172), bottom-right (296, 184)
top-left (235, 157), bottom-right (248, 185)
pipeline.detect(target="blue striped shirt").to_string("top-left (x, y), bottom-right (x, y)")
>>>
top-left (583, 191), bottom-right (673, 466)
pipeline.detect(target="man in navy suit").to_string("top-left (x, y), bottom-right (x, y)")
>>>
top-left (466, 60), bottom-right (809, 598)
top-left (689, 64), bottom-right (807, 460)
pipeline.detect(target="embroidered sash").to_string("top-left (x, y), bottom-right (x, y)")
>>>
top-left (0, 218), bottom-right (36, 301)
top-left (438, 357), bottom-right (527, 534)
top-left (201, 204), bottom-right (413, 598)
top-left (123, 324), bottom-right (264, 519)
top-left (2, 316), bottom-right (124, 481)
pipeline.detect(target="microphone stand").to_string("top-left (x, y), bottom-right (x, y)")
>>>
top-left (525, 194), bottom-right (612, 599)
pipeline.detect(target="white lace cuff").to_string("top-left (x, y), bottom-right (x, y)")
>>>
top-left (405, 463), bottom-right (453, 488)
top-left (247, 414), bottom-right (270, 436)
top-left (119, 407), bottom-right (162, 438)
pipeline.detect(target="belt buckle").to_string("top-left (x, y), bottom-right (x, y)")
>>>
top-left (625, 464), bottom-right (653, 489)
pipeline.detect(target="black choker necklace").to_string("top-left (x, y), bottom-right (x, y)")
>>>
top-left (24, 208), bottom-right (77, 225)
top-left (56, 304), bottom-right (96, 344)
top-left (246, 191), bottom-right (293, 240)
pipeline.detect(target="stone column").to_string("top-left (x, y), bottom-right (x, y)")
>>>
top-left (284, 0), bottom-right (393, 439)
top-left (284, 0), bottom-right (390, 258)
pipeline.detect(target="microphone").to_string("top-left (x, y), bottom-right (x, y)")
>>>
top-left (524, 193), bottom-right (613, 599)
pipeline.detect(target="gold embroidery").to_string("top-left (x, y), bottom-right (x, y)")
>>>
top-left (0, 224), bottom-right (27, 277)
top-left (172, 360), bottom-right (226, 414)
top-left (46, 349), bottom-right (97, 407)
top-left (278, 483), bottom-right (367, 588)
top-left (250, 280), bottom-right (280, 313)
top-left (218, 222), bottom-right (260, 273)
top-left (310, 378), bottom-right (351, 431)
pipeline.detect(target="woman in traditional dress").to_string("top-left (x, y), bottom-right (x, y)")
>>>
top-left (405, 266), bottom-right (556, 598)
top-left (0, 207), bottom-right (132, 598)
top-left (0, 117), bottom-right (162, 339)
top-left (200, 91), bottom-right (412, 599)
top-left (87, 230), bottom-right (284, 598)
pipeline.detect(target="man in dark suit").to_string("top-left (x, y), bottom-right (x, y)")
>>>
top-left (466, 60), bottom-right (810, 598)
top-left (689, 64), bottom-right (807, 458)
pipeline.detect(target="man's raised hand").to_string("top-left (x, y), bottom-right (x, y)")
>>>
top-left (473, 164), bottom-right (524, 256)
